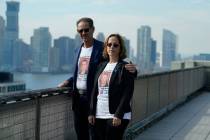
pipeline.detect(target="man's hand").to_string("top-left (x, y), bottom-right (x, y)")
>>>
top-left (112, 117), bottom-right (121, 126)
top-left (57, 80), bottom-right (69, 87)
top-left (88, 115), bottom-right (95, 125)
top-left (125, 63), bottom-right (137, 73)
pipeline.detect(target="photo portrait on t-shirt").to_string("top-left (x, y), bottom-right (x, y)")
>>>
top-left (78, 57), bottom-right (90, 75)
top-left (99, 72), bottom-right (111, 87)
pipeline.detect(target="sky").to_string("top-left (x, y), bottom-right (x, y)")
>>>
top-left (0, 0), bottom-right (210, 57)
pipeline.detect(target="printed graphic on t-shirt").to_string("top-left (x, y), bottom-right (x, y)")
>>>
top-left (77, 57), bottom-right (90, 90)
top-left (98, 71), bottom-right (112, 95)
top-left (77, 57), bottom-right (89, 82)
top-left (78, 57), bottom-right (90, 75)
top-left (76, 47), bottom-right (92, 90)
top-left (96, 63), bottom-right (118, 119)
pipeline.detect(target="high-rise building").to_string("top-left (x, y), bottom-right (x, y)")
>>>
top-left (53, 36), bottom-right (75, 72)
top-left (151, 39), bottom-right (157, 68)
top-left (130, 47), bottom-right (137, 64)
top-left (0, 16), bottom-right (5, 68)
top-left (13, 39), bottom-right (31, 72)
top-left (6, 1), bottom-right (19, 40)
top-left (49, 47), bottom-right (60, 73)
top-left (74, 34), bottom-right (82, 48)
top-left (176, 53), bottom-right (181, 61)
top-left (193, 53), bottom-right (210, 61)
top-left (31, 27), bottom-right (52, 72)
top-left (4, 1), bottom-right (20, 71)
top-left (123, 37), bottom-right (130, 58)
top-left (162, 29), bottom-right (177, 69)
top-left (137, 25), bottom-right (153, 73)
top-left (0, 16), bottom-right (5, 45)
top-left (96, 32), bottom-right (105, 42)
top-left (156, 52), bottom-right (160, 68)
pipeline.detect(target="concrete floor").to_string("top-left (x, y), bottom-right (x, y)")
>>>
top-left (135, 91), bottom-right (210, 140)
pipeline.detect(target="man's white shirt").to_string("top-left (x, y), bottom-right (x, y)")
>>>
top-left (76, 46), bottom-right (93, 90)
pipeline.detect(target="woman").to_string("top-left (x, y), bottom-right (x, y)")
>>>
top-left (88, 34), bottom-right (134, 140)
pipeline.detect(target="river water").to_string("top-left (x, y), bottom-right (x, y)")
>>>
top-left (13, 73), bottom-right (72, 90)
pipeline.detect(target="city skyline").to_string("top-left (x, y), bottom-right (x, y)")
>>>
top-left (0, 0), bottom-right (210, 57)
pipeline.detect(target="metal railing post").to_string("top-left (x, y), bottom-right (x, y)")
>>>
top-left (35, 96), bottom-right (41, 140)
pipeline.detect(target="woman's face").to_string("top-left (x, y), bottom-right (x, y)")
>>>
top-left (106, 36), bottom-right (121, 59)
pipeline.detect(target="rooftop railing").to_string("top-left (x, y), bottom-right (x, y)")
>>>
top-left (0, 88), bottom-right (74, 140)
top-left (0, 66), bottom-right (209, 140)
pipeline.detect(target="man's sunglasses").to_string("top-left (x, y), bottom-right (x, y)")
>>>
top-left (77, 28), bottom-right (90, 33)
top-left (107, 43), bottom-right (120, 48)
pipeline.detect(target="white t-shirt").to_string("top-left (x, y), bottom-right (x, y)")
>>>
top-left (96, 62), bottom-right (131, 120)
top-left (76, 46), bottom-right (93, 90)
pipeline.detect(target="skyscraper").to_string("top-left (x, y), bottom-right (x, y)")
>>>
top-left (31, 27), bottom-right (52, 72)
top-left (0, 16), bottom-right (5, 46)
top-left (162, 29), bottom-right (177, 69)
top-left (0, 16), bottom-right (5, 68)
top-left (130, 47), bottom-right (137, 65)
top-left (53, 36), bottom-right (75, 72)
top-left (13, 39), bottom-right (30, 72)
top-left (49, 47), bottom-right (60, 73)
top-left (193, 53), bottom-right (210, 61)
top-left (123, 36), bottom-right (130, 58)
top-left (5, 1), bottom-right (20, 71)
top-left (96, 32), bottom-right (105, 42)
top-left (6, 1), bottom-right (19, 40)
top-left (74, 34), bottom-right (82, 48)
top-left (151, 39), bottom-right (157, 69)
top-left (155, 52), bottom-right (161, 69)
top-left (137, 25), bottom-right (153, 73)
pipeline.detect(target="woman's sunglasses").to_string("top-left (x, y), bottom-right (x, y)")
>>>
top-left (107, 43), bottom-right (119, 48)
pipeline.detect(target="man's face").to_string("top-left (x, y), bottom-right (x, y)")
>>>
top-left (77, 21), bottom-right (94, 43)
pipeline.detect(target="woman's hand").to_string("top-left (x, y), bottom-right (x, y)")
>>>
top-left (125, 63), bottom-right (137, 73)
top-left (112, 117), bottom-right (121, 126)
top-left (88, 115), bottom-right (95, 125)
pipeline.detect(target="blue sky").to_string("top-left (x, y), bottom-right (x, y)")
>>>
top-left (0, 0), bottom-right (210, 57)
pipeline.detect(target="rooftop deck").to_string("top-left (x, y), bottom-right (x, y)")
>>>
top-left (0, 62), bottom-right (210, 140)
top-left (135, 91), bottom-right (210, 140)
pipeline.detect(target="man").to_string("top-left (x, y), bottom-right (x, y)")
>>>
top-left (59, 17), bottom-right (136, 140)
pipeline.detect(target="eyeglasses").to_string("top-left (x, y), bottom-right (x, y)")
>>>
top-left (107, 43), bottom-right (120, 48)
top-left (77, 28), bottom-right (90, 33)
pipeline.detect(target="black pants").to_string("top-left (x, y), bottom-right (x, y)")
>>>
top-left (95, 118), bottom-right (129, 140)
top-left (73, 95), bottom-right (97, 140)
